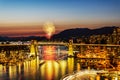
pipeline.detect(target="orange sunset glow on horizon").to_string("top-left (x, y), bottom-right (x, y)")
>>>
top-left (0, 22), bottom-right (120, 37)
top-left (0, 0), bottom-right (120, 37)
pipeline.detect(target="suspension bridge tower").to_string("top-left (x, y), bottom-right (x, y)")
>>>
top-left (30, 40), bottom-right (38, 56)
top-left (68, 39), bottom-right (74, 57)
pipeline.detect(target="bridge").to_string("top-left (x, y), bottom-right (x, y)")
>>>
top-left (38, 42), bottom-right (120, 46)
top-left (0, 41), bottom-right (120, 47)
top-left (38, 42), bottom-right (68, 46)
top-left (0, 44), bottom-right (29, 46)
top-left (0, 40), bottom-right (120, 57)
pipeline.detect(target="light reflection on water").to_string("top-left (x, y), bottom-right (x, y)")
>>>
top-left (0, 57), bottom-right (75, 80)
top-left (0, 46), bottom-right (76, 80)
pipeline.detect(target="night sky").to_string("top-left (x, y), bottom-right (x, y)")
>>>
top-left (0, 0), bottom-right (120, 37)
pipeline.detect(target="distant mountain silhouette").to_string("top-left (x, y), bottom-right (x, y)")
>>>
top-left (0, 26), bottom-right (119, 41)
top-left (52, 26), bottom-right (118, 40)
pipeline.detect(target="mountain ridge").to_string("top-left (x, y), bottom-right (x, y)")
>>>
top-left (0, 26), bottom-right (119, 41)
top-left (52, 26), bottom-right (118, 40)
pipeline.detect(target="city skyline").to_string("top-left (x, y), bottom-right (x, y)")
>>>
top-left (0, 0), bottom-right (120, 37)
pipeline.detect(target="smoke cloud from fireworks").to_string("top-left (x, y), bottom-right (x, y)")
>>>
top-left (43, 22), bottom-right (55, 39)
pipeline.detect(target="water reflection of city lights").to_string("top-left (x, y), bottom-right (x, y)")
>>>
top-left (40, 60), bottom-right (59, 80)
top-left (42, 46), bottom-right (57, 60)
top-left (43, 46), bottom-right (56, 54)
top-left (60, 60), bottom-right (67, 76)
